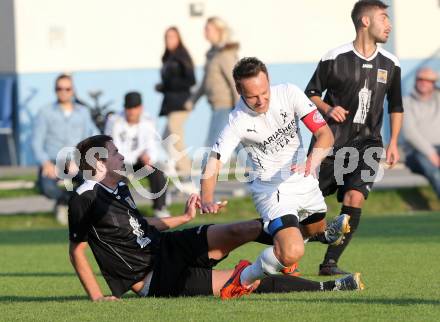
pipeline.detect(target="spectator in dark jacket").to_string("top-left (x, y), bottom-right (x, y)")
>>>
top-left (156, 27), bottom-right (195, 176)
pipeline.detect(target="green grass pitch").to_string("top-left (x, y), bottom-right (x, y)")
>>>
top-left (0, 197), bottom-right (439, 321)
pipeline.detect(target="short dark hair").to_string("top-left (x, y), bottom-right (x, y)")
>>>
top-left (233, 57), bottom-right (269, 86)
top-left (76, 135), bottom-right (113, 176)
top-left (351, 0), bottom-right (388, 30)
top-left (54, 73), bottom-right (72, 90)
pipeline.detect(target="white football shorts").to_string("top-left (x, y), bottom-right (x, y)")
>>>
top-left (250, 173), bottom-right (327, 225)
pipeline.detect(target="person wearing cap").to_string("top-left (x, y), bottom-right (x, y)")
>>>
top-left (104, 91), bottom-right (170, 218)
top-left (403, 67), bottom-right (440, 198)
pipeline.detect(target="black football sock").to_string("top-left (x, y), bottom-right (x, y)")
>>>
top-left (255, 275), bottom-right (336, 293)
top-left (253, 218), bottom-right (274, 245)
top-left (322, 206), bottom-right (361, 265)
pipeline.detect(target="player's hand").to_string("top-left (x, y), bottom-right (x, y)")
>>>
top-left (67, 160), bottom-right (79, 176)
top-left (327, 106), bottom-right (349, 123)
top-left (385, 142), bottom-right (400, 168)
top-left (183, 194), bottom-right (200, 222)
top-left (200, 200), bottom-right (228, 214)
top-left (42, 161), bottom-right (57, 179)
top-left (183, 100), bottom-right (194, 111)
top-left (428, 153), bottom-right (440, 168)
top-left (291, 158), bottom-right (318, 178)
top-left (92, 295), bottom-right (120, 302)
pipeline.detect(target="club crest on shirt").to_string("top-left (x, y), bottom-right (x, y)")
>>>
top-left (128, 213), bottom-right (151, 248)
top-left (125, 196), bottom-right (137, 209)
top-left (279, 109), bottom-right (288, 124)
top-left (377, 69), bottom-right (388, 84)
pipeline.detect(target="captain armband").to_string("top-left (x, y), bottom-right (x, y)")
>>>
top-left (301, 109), bottom-right (327, 133)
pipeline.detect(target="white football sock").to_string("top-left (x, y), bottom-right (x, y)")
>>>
top-left (240, 246), bottom-right (285, 286)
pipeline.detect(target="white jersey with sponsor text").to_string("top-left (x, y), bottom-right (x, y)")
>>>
top-left (213, 83), bottom-right (317, 183)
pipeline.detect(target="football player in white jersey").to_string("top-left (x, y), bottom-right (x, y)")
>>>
top-left (200, 57), bottom-right (351, 299)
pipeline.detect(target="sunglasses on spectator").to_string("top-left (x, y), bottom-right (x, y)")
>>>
top-left (56, 87), bottom-right (72, 92)
top-left (416, 77), bottom-right (436, 82)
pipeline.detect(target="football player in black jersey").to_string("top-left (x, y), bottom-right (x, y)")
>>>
top-left (305, 0), bottom-right (403, 275)
top-left (68, 135), bottom-right (364, 300)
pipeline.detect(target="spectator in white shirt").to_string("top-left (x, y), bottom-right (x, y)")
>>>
top-left (105, 92), bottom-right (170, 218)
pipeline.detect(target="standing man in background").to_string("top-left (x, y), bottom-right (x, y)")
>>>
top-left (32, 73), bottom-right (99, 225)
top-left (305, 0), bottom-right (403, 275)
top-left (403, 67), bottom-right (440, 198)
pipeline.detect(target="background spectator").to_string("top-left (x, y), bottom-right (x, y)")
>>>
top-left (185, 16), bottom-right (239, 148)
top-left (156, 26), bottom-right (195, 177)
top-left (403, 67), bottom-right (440, 198)
top-left (105, 91), bottom-right (171, 218)
top-left (32, 74), bottom-right (99, 224)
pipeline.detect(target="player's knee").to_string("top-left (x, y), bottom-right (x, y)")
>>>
top-left (274, 242), bottom-right (304, 267)
top-left (344, 190), bottom-right (364, 207)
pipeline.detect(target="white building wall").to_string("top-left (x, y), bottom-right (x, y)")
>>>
top-left (13, 0), bottom-right (356, 73)
top-left (393, 0), bottom-right (440, 60)
top-left (1, 0), bottom-right (439, 74)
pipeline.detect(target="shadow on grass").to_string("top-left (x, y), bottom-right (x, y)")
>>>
top-left (0, 228), bottom-right (67, 244)
top-left (2, 295), bottom-right (439, 306)
top-left (0, 272), bottom-right (76, 277)
top-left (396, 188), bottom-right (431, 211)
top-left (0, 293), bottom-right (139, 303)
top-left (0, 295), bottom-right (89, 303)
top-left (247, 297), bottom-right (440, 306)
top-left (356, 213), bottom-right (440, 239)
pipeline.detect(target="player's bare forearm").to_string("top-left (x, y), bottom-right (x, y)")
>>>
top-left (69, 242), bottom-right (106, 301)
top-left (310, 96), bottom-right (349, 122)
top-left (200, 156), bottom-right (221, 204)
top-left (201, 157), bottom-right (228, 214)
top-left (310, 96), bottom-right (332, 115)
top-left (389, 112), bottom-right (403, 145)
top-left (147, 194), bottom-right (199, 230)
top-left (292, 124), bottom-right (333, 177)
top-left (386, 112), bottom-right (403, 167)
top-left (309, 124), bottom-right (334, 165)
top-left (146, 215), bottom-right (190, 231)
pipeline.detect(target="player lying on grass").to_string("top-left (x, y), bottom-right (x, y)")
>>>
top-left (68, 135), bottom-right (364, 301)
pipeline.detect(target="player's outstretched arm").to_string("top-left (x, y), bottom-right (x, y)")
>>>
top-left (200, 155), bottom-right (225, 214)
top-left (69, 241), bottom-right (119, 302)
top-left (293, 113), bottom-right (334, 177)
top-left (304, 124), bottom-right (334, 177)
top-left (146, 194), bottom-right (199, 231)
